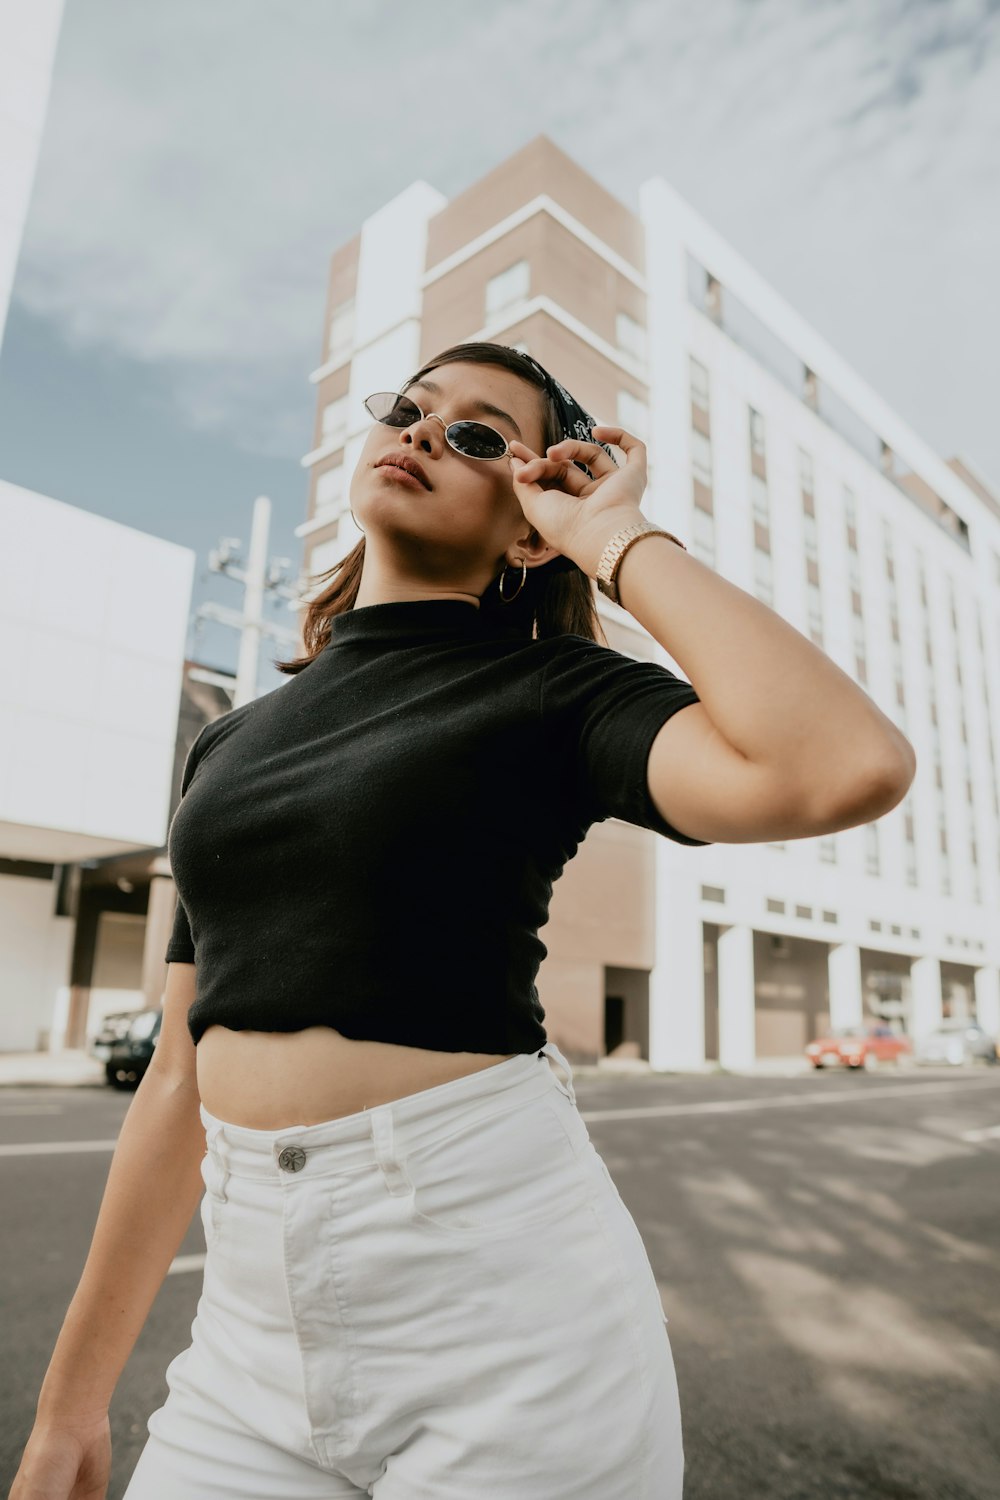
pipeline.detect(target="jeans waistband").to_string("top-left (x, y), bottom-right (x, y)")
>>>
top-left (199, 1040), bottom-right (576, 1185)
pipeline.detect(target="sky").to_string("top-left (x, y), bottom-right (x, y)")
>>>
top-left (1, 0), bottom-right (998, 693)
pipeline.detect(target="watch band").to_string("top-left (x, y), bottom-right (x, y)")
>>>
top-left (595, 521), bottom-right (687, 605)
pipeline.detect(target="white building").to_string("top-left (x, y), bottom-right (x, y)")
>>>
top-left (0, 0), bottom-right (65, 359)
top-left (0, 481), bottom-right (195, 1050)
top-left (297, 135), bottom-right (999, 1069)
top-left (641, 177), bottom-right (1000, 1068)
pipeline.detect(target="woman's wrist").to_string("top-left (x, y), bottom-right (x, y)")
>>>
top-left (563, 509), bottom-right (652, 581)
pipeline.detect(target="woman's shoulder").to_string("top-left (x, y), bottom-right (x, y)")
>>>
top-left (189, 691), bottom-right (270, 759)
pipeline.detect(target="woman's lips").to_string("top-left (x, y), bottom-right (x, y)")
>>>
top-left (376, 464), bottom-right (428, 490)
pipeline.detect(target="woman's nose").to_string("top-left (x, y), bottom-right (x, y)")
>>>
top-left (405, 414), bottom-right (444, 451)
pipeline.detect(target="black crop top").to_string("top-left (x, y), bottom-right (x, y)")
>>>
top-left (165, 597), bottom-right (710, 1051)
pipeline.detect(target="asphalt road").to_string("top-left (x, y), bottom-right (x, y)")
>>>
top-left (3, 1067), bottom-right (999, 1500)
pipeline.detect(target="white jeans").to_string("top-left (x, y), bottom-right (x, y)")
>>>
top-left (123, 1042), bottom-right (683, 1499)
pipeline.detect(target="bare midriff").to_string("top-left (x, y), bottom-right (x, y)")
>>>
top-left (196, 1024), bottom-right (520, 1130)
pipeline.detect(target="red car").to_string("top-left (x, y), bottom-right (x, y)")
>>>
top-left (805, 1023), bottom-right (913, 1071)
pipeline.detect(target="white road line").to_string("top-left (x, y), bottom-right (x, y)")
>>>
top-left (959, 1122), bottom-right (1000, 1143)
top-left (0, 1139), bottom-right (118, 1157)
top-left (1, 1078), bottom-right (996, 1150)
top-left (167, 1254), bottom-right (206, 1275)
top-left (580, 1076), bottom-right (1000, 1123)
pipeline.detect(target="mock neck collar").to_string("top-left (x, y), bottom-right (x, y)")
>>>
top-left (323, 596), bottom-right (522, 648)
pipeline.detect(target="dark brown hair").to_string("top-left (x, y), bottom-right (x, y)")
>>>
top-left (274, 341), bottom-right (608, 674)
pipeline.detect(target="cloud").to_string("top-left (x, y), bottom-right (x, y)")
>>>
top-left (14, 0), bottom-right (1000, 478)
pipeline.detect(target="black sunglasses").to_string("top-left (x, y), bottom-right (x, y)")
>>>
top-left (364, 391), bottom-right (513, 462)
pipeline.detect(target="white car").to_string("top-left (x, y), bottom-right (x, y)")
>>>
top-left (913, 1020), bottom-right (999, 1066)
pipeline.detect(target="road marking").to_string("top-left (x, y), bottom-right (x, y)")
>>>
top-left (167, 1253), bottom-right (206, 1275)
top-left (1, 1079), bottom-right (996, 1150)
top-left (959, 1122), bottom-right (1000, 1143)
top-left (581, 1076), bottom-right (1000, 1123)
top-left (0, 1139), bottom-right (119, 1157)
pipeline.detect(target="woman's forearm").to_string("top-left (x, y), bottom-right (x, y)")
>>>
top-left (589, 525), bottom-right (916, 803)
top-left (34, 1070), bottom-right (208, 1423)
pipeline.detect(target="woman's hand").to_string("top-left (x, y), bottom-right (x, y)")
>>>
top-left (8, 1412), bottom-right (111, 1499)
top-left (507, 426), bottom-right (649, 571)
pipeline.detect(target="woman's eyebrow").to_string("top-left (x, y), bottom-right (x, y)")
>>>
top-left (409, 379), bottom-right (523, 440)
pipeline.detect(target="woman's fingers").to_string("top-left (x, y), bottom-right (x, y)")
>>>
top-left (545, 437), bottom-right (623, 477)
top-left (512, 454), bottom-right (590, 493)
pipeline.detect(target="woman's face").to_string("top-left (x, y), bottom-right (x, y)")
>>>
top-left (350, 361), bottom-right (561, 596)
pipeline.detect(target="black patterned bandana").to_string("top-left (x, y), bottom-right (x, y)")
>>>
top-left (508, 349), bottom-right (619, 481)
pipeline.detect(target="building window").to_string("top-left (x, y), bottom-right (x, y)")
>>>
top-left (754, 547), bottom-right (773, 602)
top-left (689, 356), bottom-right (710, 411)
top-left (691, 504), bottom-right (715, 552)
top-left (315, 465), bottom-right (345, 512)
top-left (852, 611), bottom-right (867, 655)
top-left (843, 485), bottom-right (857, 529)
top-left (303, 536), bottom-right (342, 599)
top-left (865, 822), bottom-right (880, 876)
top-left (485, 260), bottom-right (530, 319)
top-left (321, 395), bottom-right (349, 447)
top-left (327, 300), bottom-right (355, 361)
top-left (798, 448), bottom-right (814, 493)
top-left (690, 428), bottom-right (713, 486)
top-left (749, 408), bottom-right (766, 459)
top-left (750, 472), bottom-right (769, 526)
top-left (615, 311), bottom-right (647, 362)
top-left (617, 389), bottom-right (649, 439)
top-left (807, 579), bottom-right (823, 635)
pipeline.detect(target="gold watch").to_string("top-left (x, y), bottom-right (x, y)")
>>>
top-left (595, 521), bottom-right (687, 604)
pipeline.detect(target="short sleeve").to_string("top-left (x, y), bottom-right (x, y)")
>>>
top-left (165, 893), bottom-right (196, 964)
top-left (164, 723), bottom-right (211, 964)
top-left (540, 636), bottom-right (713, 846)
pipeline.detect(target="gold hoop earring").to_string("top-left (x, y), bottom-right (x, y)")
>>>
top-left (350, 507), bottom-right (365, 535)
top-left (498, 558), bottom-right (527, 602)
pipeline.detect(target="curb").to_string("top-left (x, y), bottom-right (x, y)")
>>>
top-left (0, 1051), bottom-right (108, 1089)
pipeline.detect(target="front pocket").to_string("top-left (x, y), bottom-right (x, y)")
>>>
top-left (199, 1150), bottom-right (226, 1244)
top-left (403, 1091), bottom-right (593, 1237)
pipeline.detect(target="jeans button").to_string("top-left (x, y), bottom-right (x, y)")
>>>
top-left (277, 1145), bottom-right (306, 1172)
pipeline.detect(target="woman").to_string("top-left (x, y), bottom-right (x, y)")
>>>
top-left (13, 342), bottom-right (914, 1500)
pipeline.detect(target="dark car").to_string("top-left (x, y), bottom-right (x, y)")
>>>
top-left (104, 1007), bottom-right (162, 1089)
top-left (89, 1007), bottom-right (144, 1064)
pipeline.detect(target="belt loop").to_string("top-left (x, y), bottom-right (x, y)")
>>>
top-left (540, 1041), bottom-right (577, 1106)
top-left (369, 1106), bottom-right (410, 1197)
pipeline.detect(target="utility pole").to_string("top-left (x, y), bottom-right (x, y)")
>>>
top-left (196, 495), bottom-right (307, 708)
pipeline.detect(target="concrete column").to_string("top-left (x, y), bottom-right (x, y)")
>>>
top-left (718, 923), bottom-right (756, 1070)
top-left (650, 864), bottom-right (706, 1071)
top-left (828, 943), bottom-right (864, 1031)
top-left (910, 954), bottom-right (944, 1042)
top-left (973, 965), bottom-right (1000, 1039)
top-left (143, 857), bottom-right (179, 1008)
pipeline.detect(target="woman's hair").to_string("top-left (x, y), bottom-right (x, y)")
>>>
top-left (273, 341), bottom-right (607, 675)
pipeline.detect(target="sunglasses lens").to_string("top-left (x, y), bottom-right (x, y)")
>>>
top-left (366, 392), bottom-right (421, 426)
top-left (447, 420), bottom-right (508, 460)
